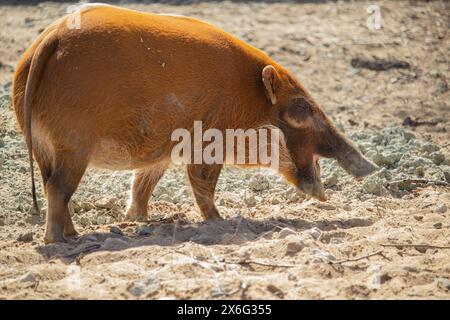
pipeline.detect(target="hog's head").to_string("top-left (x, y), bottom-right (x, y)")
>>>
top-left (262, 65), bottom-right (378, 200)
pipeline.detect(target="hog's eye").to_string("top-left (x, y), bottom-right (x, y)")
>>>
top-left (293, 98), bottom-right (313, 113)
top-left (286, 97), bottom-right (313, 125)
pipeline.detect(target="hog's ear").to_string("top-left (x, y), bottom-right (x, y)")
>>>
top-left (262, 65), bottom-right (278, 105)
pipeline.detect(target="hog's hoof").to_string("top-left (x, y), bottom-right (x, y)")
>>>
top-left (44, 233), bottom-right (67, 244)
top-left (63, 229), bottom-right (79, 238)
top-left (64, 223), bottom-right (79, 238)
top-left (124, 213), bottom-right (147, 222)
top-left (202, 208), bottom-right (222, 221)
top-left (125, 204), bottom-right (148, 222)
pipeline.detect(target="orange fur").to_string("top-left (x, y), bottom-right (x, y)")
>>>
top-left (13, 5), bottom-right (377, 243)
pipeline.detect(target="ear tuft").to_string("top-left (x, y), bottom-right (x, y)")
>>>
top-left (262, 65), bottom-right (278, 105)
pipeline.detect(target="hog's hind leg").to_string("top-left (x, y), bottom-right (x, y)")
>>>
top-left (187, 164), bottom-right (222, 220)
top-left (125, 163), bottom-right (168, 221)
top-left (44, 152), bottom-right (87, 244)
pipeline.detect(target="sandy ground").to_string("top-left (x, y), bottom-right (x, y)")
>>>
top-left (0, 1), bottom-right (449, 299)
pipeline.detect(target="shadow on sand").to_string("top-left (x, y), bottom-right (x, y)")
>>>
top-left (35, 214), bottom-right (373, 262)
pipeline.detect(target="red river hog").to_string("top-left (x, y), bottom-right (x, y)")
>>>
top-left (12, 4), bottom-right (378, 243)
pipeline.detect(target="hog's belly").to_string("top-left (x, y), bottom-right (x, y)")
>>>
top-left (89, 138), bottom-right (170, 170)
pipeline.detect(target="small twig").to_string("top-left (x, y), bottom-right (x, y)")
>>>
top-left (331, 250), bottom-right (384, 264)
top-left (228, 259), bottom-right (304, 268)
top-left (387, 179), bottom-right (449, 188)
top-left (380, 243), bottom-right (450, 249)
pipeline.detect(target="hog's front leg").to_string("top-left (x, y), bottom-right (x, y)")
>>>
top-left (187, 164), bottom-right (222, 220)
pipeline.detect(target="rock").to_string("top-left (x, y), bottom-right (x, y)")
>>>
top-left (307, 227), bottom-right (322, 240)
top-left (80, 202), bottom-right (94, 212)
top-left (381, 151), bottom-right (401, 166)
top-left (286, 239), bottom-right (306, 255)
top-left (429, 151), bottom-right (445, 165)
top-left (159, 193), bottom-right (173, 202)
top-left (19, 272), bottom-right (37, 283)
top-left (436, 278), bottom-right (450, 291)
top-left (249, 174), bottom-right (270, 191)
top-left (17, 232), bottom-right (33, 242)
top-left (323, 173), bottom-right (338, 187)
top-left (435, 203), bottom-right (447, 214)
top-left (330, 237), bottom-right (344, 244)
top-left (136, 225), bottom-right (151, 236)
top-left (78, 216), bottom-right (91, 227)
top-left (313, 249), bottom-right (336, 262)
top-left (244, 195), bottom-right (257, 207)
top-left (365, 150), bottom-right (383, 166)
top-left (94, 197), bottom-right (119, 209)
top-left (420, 142), bottom-right (439, 153)
top-left (316, 203), bottom-right (336, 210)
top-left (278, 227), bottom-right (296, 239)
top-left (402, 130), bottom-right (415, 141)
top-left (109, 225), bottom-right (123, 235)
top-left (283, 188), bottom-right (303, 202)
top-left (362, 175), bottom-right (386, 195)
top-left (266, 284), bottom-right (284, 298)
top-left (95, 215), bottom-right (108, 225)
top-left (128, 277), bottom-right (159, 297)
top-left (270, 197), bottom-right (280, 205)
top-left (433, 222), bottom-right (442, 229)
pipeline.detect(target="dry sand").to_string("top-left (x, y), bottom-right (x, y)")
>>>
top-left (0, 1), bottom-right (449, 299)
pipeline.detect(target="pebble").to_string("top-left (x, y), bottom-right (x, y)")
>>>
top-left (313, 249), bottom-right (336, 262)
top-left (329, 237), bottom-right (344, 244)
top-left (435, 203), bottom-right (447, 214)
top-left (270, 197), bottom-right (280, 205)
top-left (308, 227), bottom-right (322, 240)
top-left (109, 226), bottom-right (123, 235)
top-left (433, 222), bottom-right (442, 229)
top-left (323, 173), bottom-right (338, 187)
top-left (249, 174), bottom-right (270, 191)
top-left (17, 232), bottom-right (33, 242)
top-left (436, 278), bottom-right (450, 291)
top-left (278, 227), bottom-right (297, 239)
top-left (128, 277), bottom-right (159, 297)
top-left (316, 203), bottom-right (336, 210)
top-left (19, 272), bottom-right (37, 283)
top-left (94, 197), bottom-right (119, 209)
top-left (159, 194), bottom-right (173, 202)
top-left (244, 195), bottom-right (257, 207)
top-left (283, 188), bottom-right (303, 202)
top-left (286, 239), bottom-right (306, 255)
top-left (136, 225), bottom-right (151, 236)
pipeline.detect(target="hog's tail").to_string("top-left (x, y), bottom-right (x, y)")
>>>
top-left (23, 29), bottom-right (59, 214)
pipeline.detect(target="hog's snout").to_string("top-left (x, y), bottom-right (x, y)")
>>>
top-left (337, 148), bottom-right (379, 179)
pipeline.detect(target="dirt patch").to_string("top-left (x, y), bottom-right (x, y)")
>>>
top-left (0, 1), bottom-right (449, 299)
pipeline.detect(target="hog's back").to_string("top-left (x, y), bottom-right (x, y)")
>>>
top-left (16, 6), bottom-right (271, 169)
